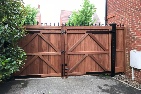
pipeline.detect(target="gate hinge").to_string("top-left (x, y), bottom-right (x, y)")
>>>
top-left (61, 30), bottom-right (66, 34)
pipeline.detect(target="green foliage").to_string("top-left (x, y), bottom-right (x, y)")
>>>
top-left (0, 0), bottom-right (27, 81)
top-left (0, 47), bottom-right (26, 80)
top-left (67, 0), bottom-right (96, 26)
top-left (23, 5), bottom-right (38, 25)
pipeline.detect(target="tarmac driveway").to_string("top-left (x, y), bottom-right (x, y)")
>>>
top-left (0, 75), bottom-right (141, 94)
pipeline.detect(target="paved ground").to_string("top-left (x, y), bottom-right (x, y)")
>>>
top-left (0, 75), bottom-right (141, 94)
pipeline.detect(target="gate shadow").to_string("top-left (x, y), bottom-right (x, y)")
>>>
top-left (0, 79), bottom-right (28, 94)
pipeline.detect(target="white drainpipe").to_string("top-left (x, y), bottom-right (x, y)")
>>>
top-left (132, 67), bottom-right (135, 80)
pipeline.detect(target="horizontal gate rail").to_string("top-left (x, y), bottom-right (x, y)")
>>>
top-left (86, 31), bottom-right (112, 34)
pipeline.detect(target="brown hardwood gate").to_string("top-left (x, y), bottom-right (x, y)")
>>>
top-left (15, 24), bottom-right (125, 77)
top-left (15, 26), bottom-right (63, 77)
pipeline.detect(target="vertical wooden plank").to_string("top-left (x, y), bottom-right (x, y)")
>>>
top-left (90, 55), bottom-right (95, 72)
top-left (38, 34), bottom-right (43, 74)
top-left (79, 55), bottom-right (85, 74)
top-left (51, 34), bottom-right (55, 73)
top-left (26, 55), bottom-right (34, 75)
top-left (30, 58), bottom-right (39, 74)
top-left (42, 56), bottom-right (48, 74)
top-left (93, 55), bottom-right (98, 72)
top-left (115, 29), bottom-right (124, 72)
top-left (31, 34), bottom-right (39, 74)
top-left (47, 32), bottom-right (50, 74)
top-left (86, 56), bottom-right (93, 73)
top-left (67, 31), bottom-right (85, 74)
top-left (55, 33), bottom-right (61, 74)
top-left (43, 32), bottom-right (49, 74)
top-left (123, 27), bottom-right (127, 73)
top-left (84, 33), bottom-right (91, 73)
top-left (49, 33), bottom-right (56, 73)
top-left (67, 33), bottom-right (71, 73)
top-left (48, 34), bottom-right (53, 74)
top-left (108, 33), bottom-right (111, 71)
top-left (79, 32), bottom-right (85, 73)
top-left (61, 25), bottom-right (65, 77)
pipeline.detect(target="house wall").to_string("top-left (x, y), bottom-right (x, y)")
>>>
top-left (60, 10), bottom-right (72, 25)
top-left (107, 0), bottom-right (141, 83)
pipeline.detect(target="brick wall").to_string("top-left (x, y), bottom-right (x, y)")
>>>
top-left (107, 0), bottom-right (141, 83)
top-left (60, 10), bottom-right (72, 25)
top-left (36, 4), bottom-right (41, 24)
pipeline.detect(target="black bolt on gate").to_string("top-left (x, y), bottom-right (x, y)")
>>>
top-left (86, 23), bottom-right (116, 77)
top-left (61, 64), bottom-right (68, 78)
top-left (61, 30), bottom-right (66, 34)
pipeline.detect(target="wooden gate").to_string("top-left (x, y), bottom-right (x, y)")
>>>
top-left (15, 24), bottom-right (125, 77)
top-left (15, 26), bottom-right (63, 77)
top-left (65, 27), bottom-right (111, 76)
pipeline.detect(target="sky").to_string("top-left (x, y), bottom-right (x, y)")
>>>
top-left (23, 0), bottom-right (106, 24)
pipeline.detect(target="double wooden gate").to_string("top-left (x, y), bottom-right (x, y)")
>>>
top-left (15, 24), bottom-right (125, 77)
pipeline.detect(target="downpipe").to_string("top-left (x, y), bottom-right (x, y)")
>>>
top-left (132, 67), bottom-right (135, 80)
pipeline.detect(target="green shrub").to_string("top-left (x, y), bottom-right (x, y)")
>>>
top-left (24, 5), bottom-right (38, 25)
top-left (67, 0), bottom-right (96, 26)
top-left (0, 0), bottom-right (27, 81)
top-left (0, 47), bottom-right (26, 80)
top-left (0, 0), bottom-right (37, 81)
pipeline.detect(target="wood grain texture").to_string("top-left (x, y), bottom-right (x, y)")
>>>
top-left (15, 26), bottom-right (125, 77)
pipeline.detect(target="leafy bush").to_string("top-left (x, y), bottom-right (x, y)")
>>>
top-left (0, 0), bottom-right (27, 81)
top-left (0, 0), bottom-right (37, 81)
top-left (0, 47), bottom-right (26, 80)
top-left (24, 5), bottom-right (38, 25)
top-left (67, 0), bottom-right (96, 26)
